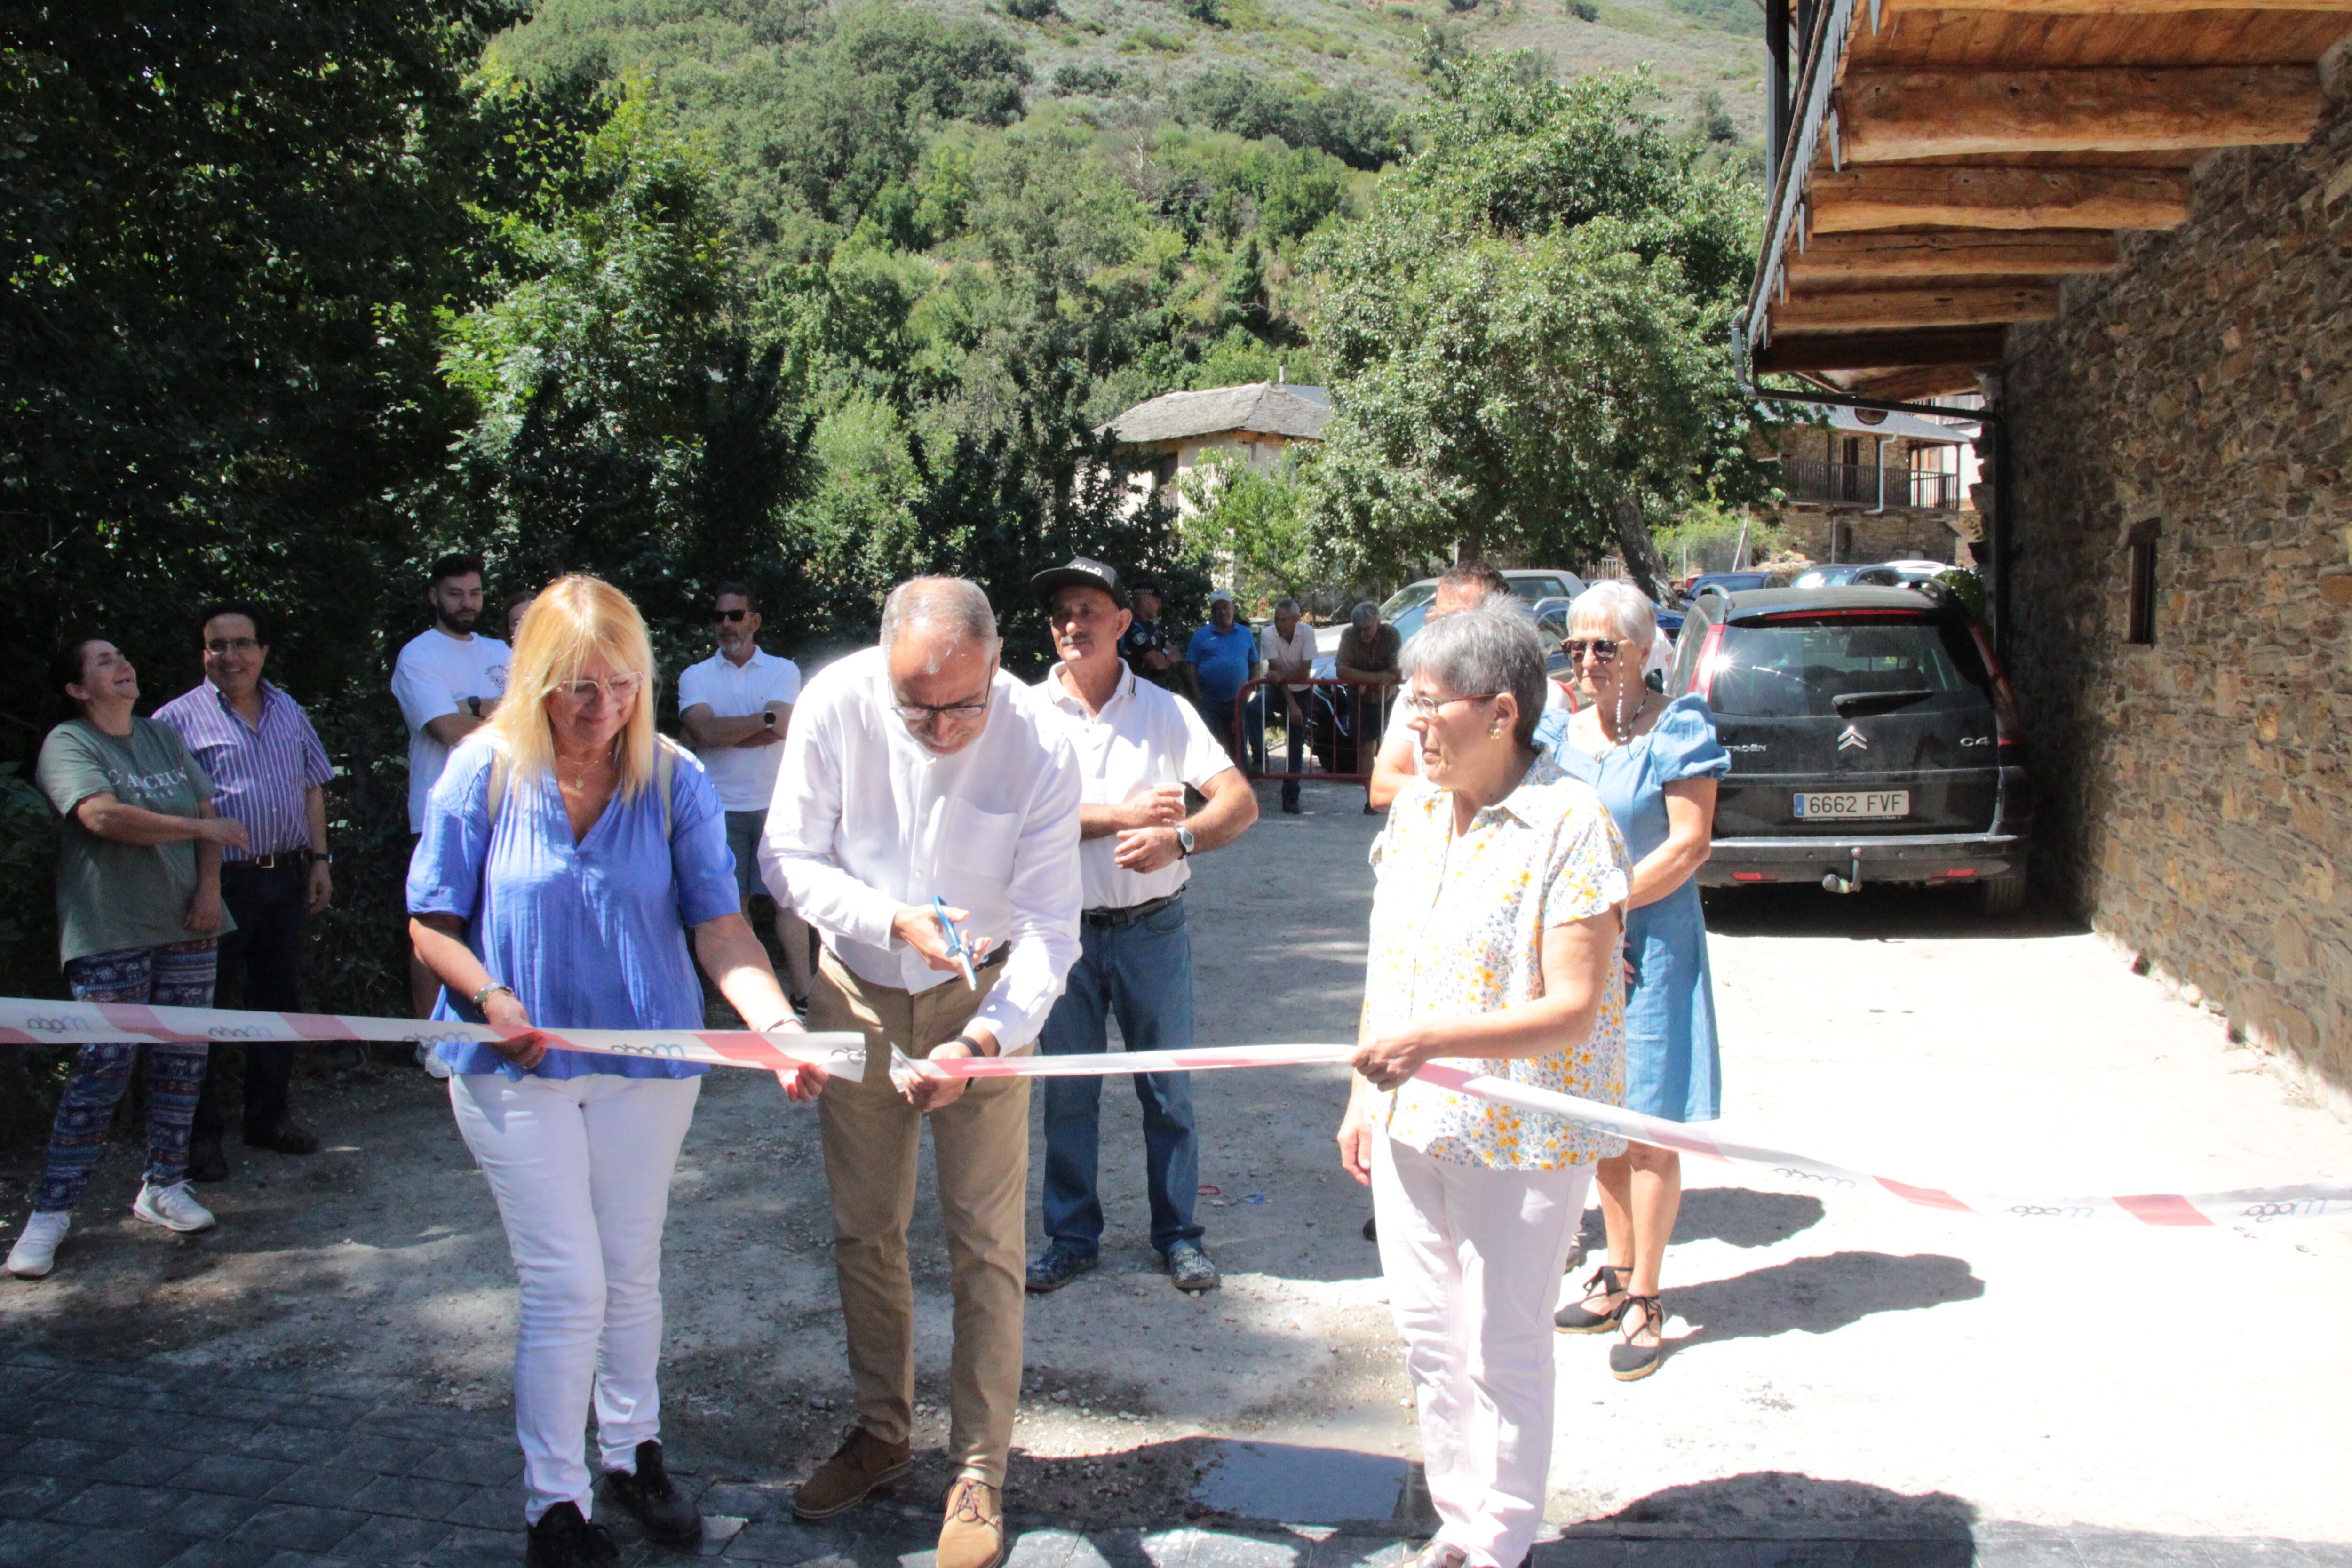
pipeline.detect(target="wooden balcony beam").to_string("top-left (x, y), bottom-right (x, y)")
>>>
top-left (1754, 326), bottom-right (2008, 373)
top-left (1788, 228), bottom-right (2119, 283)
top-left (1809, 166), bottom-right (2192, 232)
top-left (1772, 284), bottom-right (2061, 332)
top-left (1840, 68), bottom-right (2325, 163)
top-left (1882, 0), bottom-right (2352, 11)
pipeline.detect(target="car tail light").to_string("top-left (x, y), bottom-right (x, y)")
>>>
top-left (1966, 624), bottom-right (2024, 765)
top-left (1939, 868), bottom-right (1977, 879)
top-left (1731, 871), bottom-right (1779, 883)
top-left (1685, 622), bottom-right (1725, 698)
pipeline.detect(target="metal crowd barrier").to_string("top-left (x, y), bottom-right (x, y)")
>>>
top-left (1224, 676), bottom-right (1391, 788)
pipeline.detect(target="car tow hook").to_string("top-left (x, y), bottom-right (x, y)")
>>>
top-left (1822, 851), bottom-right (1863, 895)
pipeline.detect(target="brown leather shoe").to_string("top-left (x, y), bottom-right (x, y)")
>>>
top-left (791, 1427), bottom-right (912, 1521)
top-left (937, 1478), bottom-right (1005, 1568)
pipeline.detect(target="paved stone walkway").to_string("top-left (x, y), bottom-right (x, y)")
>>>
top-left (0, 1353), bottom-right (2341, 1568)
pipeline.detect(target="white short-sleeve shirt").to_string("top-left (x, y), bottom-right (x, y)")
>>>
top-left (1036, 661), bottom-right (1237, 910)
top-left (1259, 621), bottom-right (1318, 691)
top-left (676, 646), bottom-right (804, 812)
top-left (392, 628), bottom-right (510, 832)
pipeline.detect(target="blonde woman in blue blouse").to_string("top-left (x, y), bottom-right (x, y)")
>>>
top-left (1336, 601), bottom-right (1631, 1568)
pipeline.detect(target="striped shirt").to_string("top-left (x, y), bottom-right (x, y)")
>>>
top-left (153, 679), bottom-right (334, 861)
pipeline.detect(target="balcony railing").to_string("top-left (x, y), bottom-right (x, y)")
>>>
top-left (1781, 456), bottom-right (1965, 511)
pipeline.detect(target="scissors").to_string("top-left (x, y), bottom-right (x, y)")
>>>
top-left (931, 895), bottom-right (981, 989)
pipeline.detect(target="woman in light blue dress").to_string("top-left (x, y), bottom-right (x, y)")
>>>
top-left (1539, 581), bottom-right (1728, 1381)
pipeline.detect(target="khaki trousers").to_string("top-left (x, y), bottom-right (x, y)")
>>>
top-left (810, 948), bottom-right (1030, 1488)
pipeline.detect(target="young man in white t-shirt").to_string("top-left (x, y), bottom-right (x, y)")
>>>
top-left (390, 552), bottom-right (510, 1019)
top-left (677, 582), bottom-right (811, 1007)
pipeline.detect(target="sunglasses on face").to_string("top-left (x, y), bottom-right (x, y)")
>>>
top-left (556, 673), bottom-right (646, 705)
top-left (713, 608), bottom-right (751, 623)
top-left (1564, 638), bottom-right (1623, 664)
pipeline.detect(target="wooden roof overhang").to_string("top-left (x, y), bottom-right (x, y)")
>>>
top-left (1739, 0), bottom-right (2352, 403)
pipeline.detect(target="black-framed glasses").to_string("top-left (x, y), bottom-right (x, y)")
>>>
top-left (1564, 638), bottom-right (1623, 664)
top-left (891, 694), bottom-right (992, 724)
top-left (713, 608), bottom-right (750, 623)
top-left (204, 637), bottom-right (261, 655)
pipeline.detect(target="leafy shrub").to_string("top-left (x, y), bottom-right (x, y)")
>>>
top-left (1053, 64), bottom-right (1128, 95)
top-left (1173, 70), bottom-right (1404, 170)
top-left (1570, 0), bottom-right (1599, 19)
top-left (1003, 0), bottom-right (1062, 18)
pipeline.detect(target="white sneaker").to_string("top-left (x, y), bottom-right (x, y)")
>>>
top-left (415, 1042), bottom-right (453, 1080)
top-left (6, 1212), bottom-right (70, 1278)
top-left (132, 1180), bottom-right (216, 1233)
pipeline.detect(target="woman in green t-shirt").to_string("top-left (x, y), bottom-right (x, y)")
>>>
top-left (5, 639), bottom-right (253, 1280)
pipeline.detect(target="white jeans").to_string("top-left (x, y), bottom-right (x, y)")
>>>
top-left (451, 1073), bottom-right (701, 1523)
top-left (1374, 1135), bottom-right (1592, 1568)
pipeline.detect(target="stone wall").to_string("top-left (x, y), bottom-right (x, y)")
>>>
top-left (2003, 89), bottom-right (2352, 1107)
top-left (1765, 507), bottom-right (1973, 568)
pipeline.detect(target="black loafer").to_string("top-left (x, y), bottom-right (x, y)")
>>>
top-left (186, 1136), bottom-right (230, 1184)
top-left (245, 1118), bottom-right (320, 1156)
top-left (527, 1500), bottom-right (619, 1568)
top-left (601, 1439), bottom-right (701, 1543)
top-left (1025, 1244), bottom-right (1098, 1294)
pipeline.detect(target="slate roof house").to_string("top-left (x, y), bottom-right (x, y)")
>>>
top-left (1099, 380), bottom-right (1332, 515)
top-left (1738, 0), bottom-right (2352, 1108)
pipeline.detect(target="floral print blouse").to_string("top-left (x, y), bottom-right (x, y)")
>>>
top-left (1365, 750), bottom-right (1633, 1170)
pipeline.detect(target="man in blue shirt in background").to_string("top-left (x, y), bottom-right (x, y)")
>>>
top-left (1181, 589), bottom-right (1260, 766)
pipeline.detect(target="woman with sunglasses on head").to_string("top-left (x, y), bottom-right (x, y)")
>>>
top-left (1542, 580), bottom-right (1729, 1382)
top-left (408, 574), bottom-right (820, 1568)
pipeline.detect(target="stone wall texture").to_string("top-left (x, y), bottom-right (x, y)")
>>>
top-left (2004, 90), bottom-right (2352, 1106)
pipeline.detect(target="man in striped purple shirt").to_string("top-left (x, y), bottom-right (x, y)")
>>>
top-left (155, 601), bottom-right (335, 1180)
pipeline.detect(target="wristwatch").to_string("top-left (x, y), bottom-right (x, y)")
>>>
top-left (471, 980), bottom-right (515, 1011)
top-left (1176, 825), bottom-right (1197, 858)
top-left (465, 695), bottom-right (483, 718)
top-left (763, 709), bottom-right (776, 729)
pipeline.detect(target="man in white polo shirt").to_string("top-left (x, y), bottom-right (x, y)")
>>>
top-left (677, 582), bottom-right (811, 1008)
top-left (1025, 557), bottom-right (1258, 1298)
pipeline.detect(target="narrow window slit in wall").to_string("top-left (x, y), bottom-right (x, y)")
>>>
top-left (2126, 519), bottom-right (2160, 646)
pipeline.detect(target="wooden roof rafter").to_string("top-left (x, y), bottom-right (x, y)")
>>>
top-left (1741, 0), bottom-right (2352, 396)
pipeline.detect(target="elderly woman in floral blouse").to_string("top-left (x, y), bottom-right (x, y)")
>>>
top-left (1336, 601), bottom-right (1631, 1568)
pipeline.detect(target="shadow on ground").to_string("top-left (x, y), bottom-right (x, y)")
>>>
top-left (1664, 1251), bottom-right (1985, 1354)
top-left (1701, 883), bottom-right (2089, 942)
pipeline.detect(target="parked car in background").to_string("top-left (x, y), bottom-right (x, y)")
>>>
top-left (1317, 568), bottom-right (1588, 657)
top-left (1685, 570), bottom-right (1791, 599)
top-left (1791, 564), bottom-right (1869, 589)
top-left (1670, 583), bottom-right (2030, 914)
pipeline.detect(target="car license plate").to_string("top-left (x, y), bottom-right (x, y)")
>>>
top-left (1793, 790), bottom-right (1910, 820)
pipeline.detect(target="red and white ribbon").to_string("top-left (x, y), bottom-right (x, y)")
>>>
top-left (6, 997), bottom-right (2340, 1226)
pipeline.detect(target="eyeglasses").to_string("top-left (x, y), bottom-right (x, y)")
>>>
top-left (204, 637), bottom-right (261, 655)
top-left (712, 608), bottom-right (751, 623)
top-left (1563, 638), bottom-right (1623, 664)
top-left (891, 694), bottom-right (992, 724)
top-left (1398, 691), bottom-right (1500, 720)
top-left (554, 673), bottom-right (645, 705)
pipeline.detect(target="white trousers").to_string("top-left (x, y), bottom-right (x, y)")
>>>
top-left (451, 1072), bottom-right (701, 1523)
top-left (1373, 1135), bottom-right (1592, 1568)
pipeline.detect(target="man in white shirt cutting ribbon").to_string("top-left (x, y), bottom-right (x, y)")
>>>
top-left (759, 576), bottom-right (1081, 1568)
top-left (1025, 557), bottom-right (1257, 1300)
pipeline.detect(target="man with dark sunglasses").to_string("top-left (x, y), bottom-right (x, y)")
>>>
top-left (678, 583), bottom-right (812, 1008)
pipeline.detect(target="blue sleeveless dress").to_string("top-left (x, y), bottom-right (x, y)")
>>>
top-left (1538, 694), bottom-right (1730, 1123)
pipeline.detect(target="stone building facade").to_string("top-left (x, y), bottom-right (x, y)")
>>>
top-left (2003, 92), bottom-right (2352, 1106)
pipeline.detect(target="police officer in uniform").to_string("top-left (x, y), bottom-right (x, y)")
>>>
top-left (1119, 579), bottom-right (1179, 691)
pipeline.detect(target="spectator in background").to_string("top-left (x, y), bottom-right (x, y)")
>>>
top-left (1181, 589), bottom-right (1259, 764)
top-left (1259, 598), bottom-right (1318, 815)
top-left (1025, 558), bottom-right (1256, 1299)
top-left (505, 590), bottom-right (537, 643)
top-left (393, 551), bottom-right (510, 1022)
top-left (408, 574), bottom-right (810, 1563)
top-left (1119, 578), bottom-right (1179, 691)
top-left (155, 602), bottom-right (335, 1179)
top-left (7, 638), bottom-right (250, 1279)
top-left (678, 582), bottom-right (813, 1011)
top-left (1543, 581), bottom-right (1727, 1383)
top-left (1335, 601), bottom-right (1402, 809)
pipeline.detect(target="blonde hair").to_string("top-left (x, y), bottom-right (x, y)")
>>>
top-left (484, 573), bottom-right (660, 796)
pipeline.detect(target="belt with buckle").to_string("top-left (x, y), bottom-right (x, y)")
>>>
top-left (1080, 891), bottom-right (1183, 929)
top-left (225, 852), bottom-right (306, 872)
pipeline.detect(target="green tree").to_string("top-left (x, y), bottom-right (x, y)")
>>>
top-left (1177, 450), bottom-right (1319, 605)
top-left (1309, 60), bottom-right (1772, 595)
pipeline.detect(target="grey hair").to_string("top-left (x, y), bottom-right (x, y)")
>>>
top-left (1568, 580), bottom-right (1657, 652)
top-left (1400, 597), bottom-right (1549, 749)
top-left (880, 577), bottom-right (997, 669)
top-left (1350, 600), bottom-right (1379, 627)
top-left (1273, 597), bottom-right (1300, 615)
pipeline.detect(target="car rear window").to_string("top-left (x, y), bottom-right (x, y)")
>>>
top-left (1706, 615), bottom-right (1993, 718)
